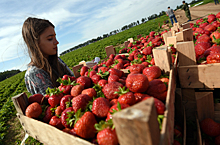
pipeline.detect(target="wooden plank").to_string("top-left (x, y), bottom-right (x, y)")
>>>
top-left (176, 41), bottom-right (196, 66)
top-left (183, 106), bottom-right (186, 145)
top-left (179, 27), bottom-right (183, 32)
top-left (214, 103), bottom-right (220, 123)
top-left (171, 26), bottom-right (178, 33)
top-left (178, 63), bottom-right (220, 88)
top-left (174, 22), bottom-right (180, 28)
top-left (112, 98), bottom-right (160, 145)
top-left (105, 45), bottom-right (116, 58)
top-left (160, 68), bottom-right (176, 145)
top-left (176, 28), bottom-right (193, 42)
top-left (162, 31), bottom-right (172, 46)
top-left (166, 36), bottom-right (177, 48)
top-left (181, 23), bottom-right (190, 29)
top-left (12, 92), bottom-right (29, 115)
top-left (196, 114), bottom-right (203, 145)
top-left (181, 88), bottom-right (196, 121)
top-left (195, 92), bottom-right (215, 122)
top-left (72, 64), bottom-right (83, 78)
top-left (124, 41), bottom-right (130, 48)
top-left (153, 45), bottom-right (171, 74)
top-left (16, 113), bottom-right (92, 145)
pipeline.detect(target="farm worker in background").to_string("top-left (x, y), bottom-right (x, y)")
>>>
top-left (166, 6), bottom-right (178, 26)
top-left (182, 1), bottom-right (192, 22)
top-left (214, 0), bottom-right (219, 5)
top-left (93, 57), bottom-right (101, 64)
top-left (22, 17), bottom-right (74, 95)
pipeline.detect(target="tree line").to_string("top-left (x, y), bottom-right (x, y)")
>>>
top-left (0, 69), bottom-right (21, 82)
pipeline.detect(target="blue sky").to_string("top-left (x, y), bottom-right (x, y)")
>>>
top-left (0, 0), bottom-right (189, 72)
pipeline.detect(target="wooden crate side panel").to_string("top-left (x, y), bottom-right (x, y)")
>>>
top-left (17, 113), bottom-right (92, 145)
top-left (124, 41), bottom-right (130, 48)
top-left (195, 92), bottom-right (214, 122)
top-left (72, 64), bottom-right (83, 78)
top-left (112, 98), bottom-right (160, 145)
top-left (162, 32), bottom-right (172, 46)
top-left (196, 115), bottom-right (203, 145)
top-left (153, 46), bottom-right (171, 74)
top-left (214, 103), bottom-right (220, 123)
top-left (178, 64), bottom-right (220, 88)
top-left (105, 45), bottom-right (116, 57)
top-left (166, 36), bottom-right (177, 48)
top-left (160, 68), bottom-right (176, 145)
top-left (176, 41), bottom-right (196, 66)
top-left (12, 92), bottom-right (29, 115)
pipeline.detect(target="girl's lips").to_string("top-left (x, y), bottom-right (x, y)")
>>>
top-left (54, 47), bottom-right (57, 50)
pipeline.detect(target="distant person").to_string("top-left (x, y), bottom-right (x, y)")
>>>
top-left (166, 6), bottom-right (178, 26)
top-left (214, 0), bottom-right (219, 5)
top-left (22, 17), bottom-right (74, 95)
top-left (182, 1), bottom-right (192, 22)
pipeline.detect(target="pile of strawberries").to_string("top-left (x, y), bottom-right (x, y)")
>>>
top-left (190, 12), bottom-right (220, 64)
top-left (25, 31), bottom-right (176, 145)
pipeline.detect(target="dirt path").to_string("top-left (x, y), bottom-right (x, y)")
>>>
top-left (174, 3), bottom-right (220, 25)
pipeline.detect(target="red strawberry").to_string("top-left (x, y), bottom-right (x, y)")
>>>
top-left (200, 118), bottom-right (220, 137)
top-left (126, 73), bottom-right (149, 93)
top-left (102, 82), bottom-right (123, 100)
top-left (48, 89), bottom-right (64, 108)
top-left (150, 58), bottom-right (155, 65)
top-left (129, 64), bottom-right (145, 73)
top-left (62, 75), bottom-right (76, 82)
top-left (142, 66), bottom-right (161, 81)
top-left (70, 85), bottom-right (84, 97)
top-left (114, 55), bottom-right (122, 60)
top-left (55, 106), bottom-right (62, 116)
top-left (98, 79), bottom-right (108, 87)
top-left (106, 58), bottom-right (114, 67)
top-left (97, 128), bottom-right (119, 145)
top-left (110, 99), bottom-right (118, 106)
top-left (89, 70), bottom-right (97, 78)
top-left (106, 103), bottom-right (130, 121)
top-left (134, 93), bottom-right (151, 103)
top-left (212, 21), bottom-right (220, 28)
top-left (208, 14), bottom-right (216, 23)
top-left (146, 79), bottom-right (167, 101)
top-left (207, 53), bottom-right (220, 64)
top-left (93, 65), bottom-right (98, 71)
top-left (196, 34), bottom-right (210, 44)
top-left (74, 112), bottom-right (97, 139)
top-left (141, 61), bottom-right (151, 67)
top-left (204, 46), bottom-right (220, 57)
top-left (43, 106), bottom-right (54, 123)
top-left (25, 102), bottom-right (42, 118)
top-left (81, 88), bottom-right (97, 98)
top-left (108, 74), bottom-right (120, 83)
top-left (76, 76), bottom-right (92, 89)
top-left (195, 42), bottom-right (212, 59)
top-left (142, 97), bottom-right (165, 115)
top-left (72, 94), bottom-right (91, 112)
top-left (98, 67), bottom-right (109, 73)
top-left (60, 95), bottom-right (73, 111)
top-left (210, 30), bottom-right (220, 44)
top-left (61, 107), bottom-right (75, 128)
top-left (80, 66), bottom-right (89, 76)
top-left (108, 68), bottom-right (123, 78)
top-left (118, 92), bottom-right (136, 106)
top-left (113, 62), bottom-right (124, 70)
top-left (204, 24), bottom-right (217, 32)
top-left (91, 74), bottom-right (102, 84)
top-left (142, 46), bottom-right (153, 55)
top-left (92, 97), bottom-right (110, 118)
top-left (49, 116), bottom-right (64, 130)
top-left (199, 22), bottom-right (208, 29)
top-left (28, 94), bottom-right (44, 104)
top-left (173, 140), bottom-right (181, 145)
top-left (149, 31), bottom-right (155, 37)
top-left (109, 54), bottom-right (115, 59)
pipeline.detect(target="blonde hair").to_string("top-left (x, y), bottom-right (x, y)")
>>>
top-left (22, 17), bottom-right (71, 87)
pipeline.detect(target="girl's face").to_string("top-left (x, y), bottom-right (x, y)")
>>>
top-left (39, 26), bottom-right (59, 58)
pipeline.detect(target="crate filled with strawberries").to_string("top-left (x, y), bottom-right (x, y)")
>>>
top-left (166, 12), bottom-right (220, 145)
top-left (12, 29), bottom-right (178, 145)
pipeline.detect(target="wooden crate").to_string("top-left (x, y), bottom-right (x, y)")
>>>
top-left (12, 93), bottom-right (93, 145)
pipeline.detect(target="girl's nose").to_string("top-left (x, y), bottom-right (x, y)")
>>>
top-left (55, 37), bottom-right (59, 45)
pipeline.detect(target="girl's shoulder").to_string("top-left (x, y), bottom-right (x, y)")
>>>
top-left (25, 65), bottom-right (47, 77)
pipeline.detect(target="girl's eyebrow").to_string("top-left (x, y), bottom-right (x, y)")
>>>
top-left (46, 34), bottom-right (56, 37)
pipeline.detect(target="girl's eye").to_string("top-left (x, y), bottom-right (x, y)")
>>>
top-left (48, 38), bottom-right (53, 41)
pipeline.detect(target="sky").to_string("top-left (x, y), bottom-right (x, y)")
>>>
top-left (0, 0), bottom-right (190, 72)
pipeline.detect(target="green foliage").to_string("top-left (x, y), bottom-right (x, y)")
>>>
top-left (0, 69), bottom-right (21, 82)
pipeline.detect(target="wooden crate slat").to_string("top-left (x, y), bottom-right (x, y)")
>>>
top-left (16, 113), bottom-right (92, 145)
top-left (72, 64), bottom-right (83, 78)
top-left (181, 23), bottom-right (190, 29)
top-left (124, 41), bottom-right (130, 48)
top-left (112, 98), bottom-right (160, 145)
top-left (105, 45), bottom-right (116, 57)
top-left (12, 92), bottom-right (29, 115)
top-left (176, 41), bottom-right (196, 66)
top-left (195, 92), bottom-right (215, 122)
top-left (153, 45), bottom-right (171, 74)
top-left (166, 36), bottom-right (177, 48)
top-left (176, 28), bottom-right (193, 42)
top-left (162, 31), bottom-right (172, 46)
top-left (178, 63), bottom-right (220, 88)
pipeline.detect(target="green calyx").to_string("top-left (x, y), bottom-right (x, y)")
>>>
top-left (114, 86), bottom-right (129, 96)
top-left (46, 87), bottom-right (63, 96)
top-left (94, 119), bottom-right (114, 132)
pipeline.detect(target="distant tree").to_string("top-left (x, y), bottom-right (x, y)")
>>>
top-left (0, 69), bottom-right (21, 82)
top-left (137, 20), bottom-right (139, 25)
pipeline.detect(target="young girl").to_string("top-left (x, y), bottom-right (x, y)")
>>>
top-left (22, 17), bottom-right (74, 95)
